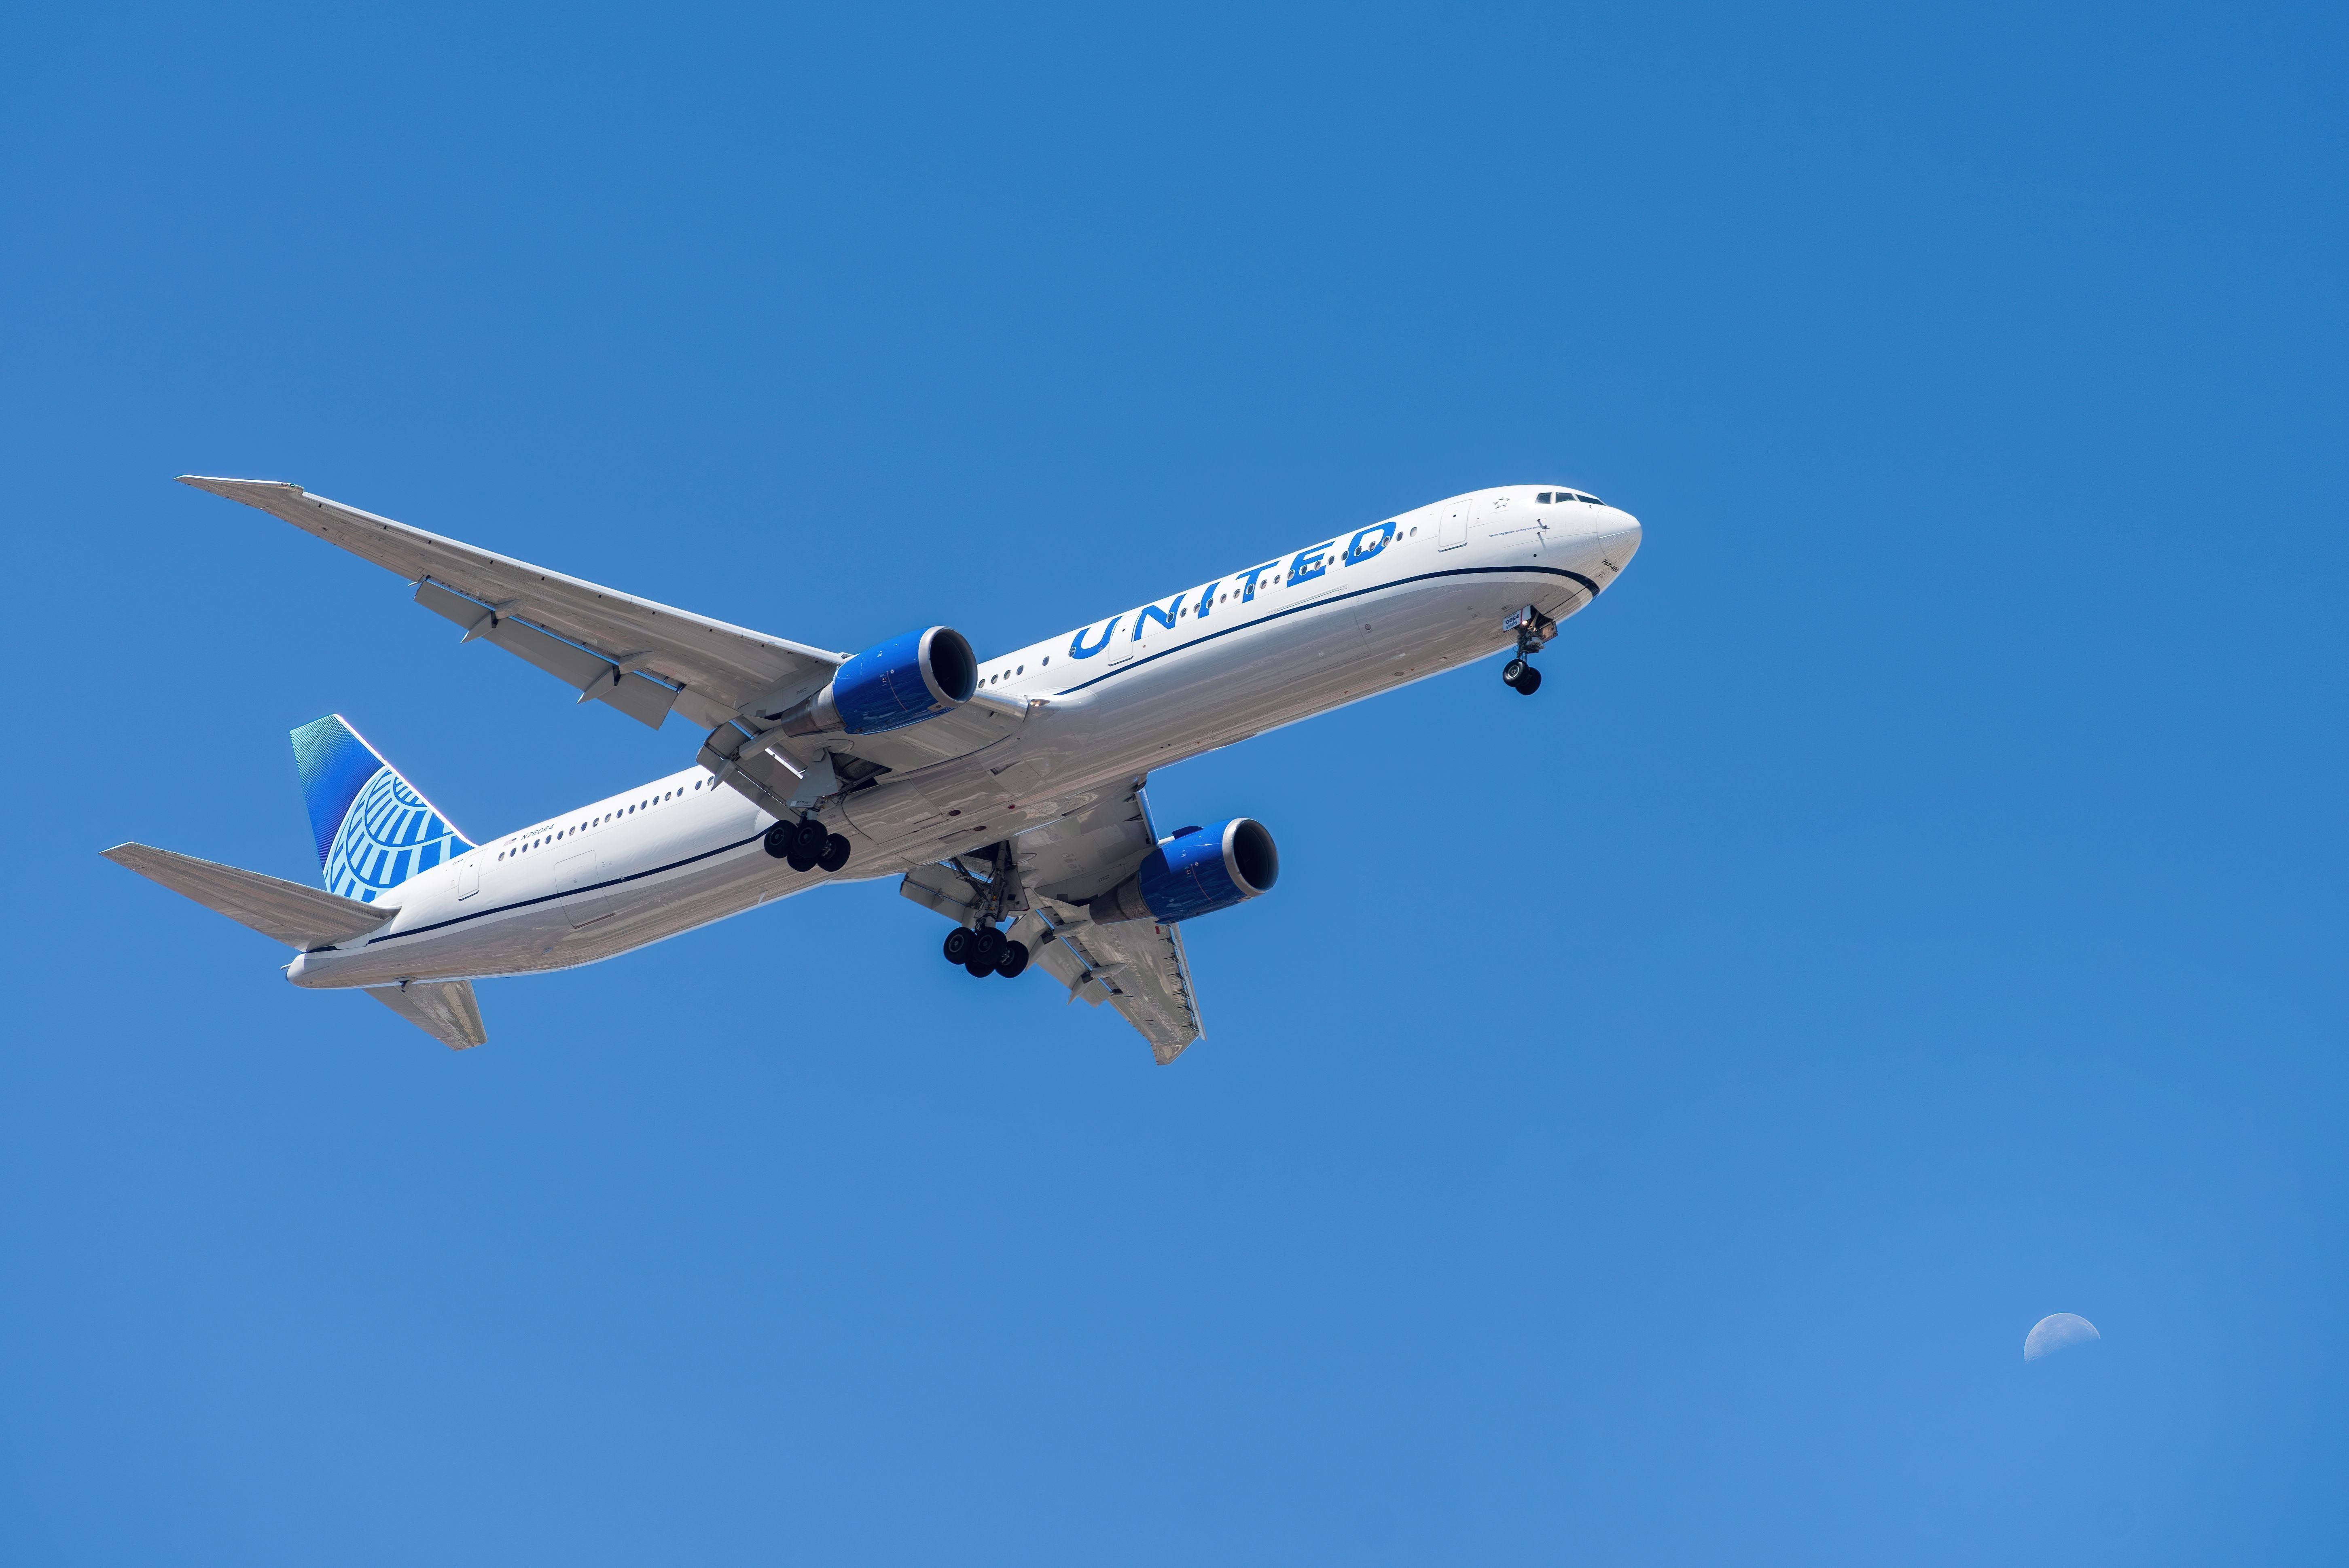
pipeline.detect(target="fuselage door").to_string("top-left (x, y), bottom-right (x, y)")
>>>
top-left (1438, 501), bottom-right (1469, 551)
top-left (559, 849), bottom-right (617, 928)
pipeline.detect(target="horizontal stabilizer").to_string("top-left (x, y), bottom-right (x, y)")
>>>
top-left (101, 843), bottom-right (391, 949)
top-left (365, 979), bottom-right (488, 1051)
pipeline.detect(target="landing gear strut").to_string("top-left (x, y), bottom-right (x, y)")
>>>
top-left (931, 841), bottom-right (1031, 978)
top-left (1501, 605), bottom-right (1551, 695)
top-left (765, 815), bottom-right (851, 872)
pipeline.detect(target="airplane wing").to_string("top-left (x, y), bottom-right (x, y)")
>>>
top-left (178, 476), bottom-right (842, 731)
top-left (894, 783), bottom-right (1207, 1062)
top-left (1012, 784), bottom-right (1206, 1064)
top-left (1018, 905), bottom-right (1204, 1066)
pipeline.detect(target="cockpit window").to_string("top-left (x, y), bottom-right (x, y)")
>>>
top-left (1536, 492), bottom-right (1553, 503)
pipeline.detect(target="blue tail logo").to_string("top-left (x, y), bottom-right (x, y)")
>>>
top-left (290, 715), bottom-right (474, 902)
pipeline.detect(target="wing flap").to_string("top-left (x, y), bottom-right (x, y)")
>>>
top-left (102, 842), bottom-right (392, 948)
top-left (414, 578), bottom-right (681, 729)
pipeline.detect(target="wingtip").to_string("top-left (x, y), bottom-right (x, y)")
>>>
top-left (177, 474), bottom-right (304, 500)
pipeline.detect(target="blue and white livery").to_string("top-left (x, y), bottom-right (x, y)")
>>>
top-left (292, 715), bottom-right (474, 903)
top-left (104, 476), bottom-right (1642, 1062)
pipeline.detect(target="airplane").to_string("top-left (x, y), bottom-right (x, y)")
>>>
top-left (104, 477), bottom-right (1642, 1064)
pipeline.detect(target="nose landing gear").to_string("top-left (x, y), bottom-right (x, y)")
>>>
top-left (1501, 605), bottom-right (1554, 695)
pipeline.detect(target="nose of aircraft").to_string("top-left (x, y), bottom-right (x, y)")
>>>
top-left (1594, 507), bottom-right (1641, 575)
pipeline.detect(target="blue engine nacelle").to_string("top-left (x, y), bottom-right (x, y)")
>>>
top-left (766, 627), bottom-right (979, 737)
top-left (1088, 818), bottom-right (1280, 925)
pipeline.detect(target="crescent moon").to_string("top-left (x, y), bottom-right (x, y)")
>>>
top-left (2024, 1312), bottom-right (2100, 1361)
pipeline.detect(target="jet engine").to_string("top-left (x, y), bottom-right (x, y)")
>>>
top-left (1088, 818), bottom-right (1279, 925)
top-left (763, 627), bottom-right (979, 737)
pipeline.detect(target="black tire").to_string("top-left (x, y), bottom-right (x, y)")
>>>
top-left (943, 927), bottom-right (976, 965)
top-left (994, 940), bottom-right (1030, 979)
top-left (816, 834), bottom-right (851, 872)
top-left (763, 822), bottom-right (793, 859)
top-left (1502, 658), bottom-right (1528, 688)
top-left (964, 959), bottom-right (996, 978)
top-left (786, 845), bottom-right (817, 872)
top-left (1514, 665), bottom-right (1542, 695)
top-left (971, 927), bottom-right (1007, 968)
top-left (790, 817), bottom-right (830, 860)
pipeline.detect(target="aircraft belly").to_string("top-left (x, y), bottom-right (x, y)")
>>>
top-left (1051, 572), bottom-right (1540, 775)
top-left (305, 835), bottom-right (816, 985)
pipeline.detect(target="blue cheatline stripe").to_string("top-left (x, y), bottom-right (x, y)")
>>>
top-left (1047, 564), bottom-right (1602, 697)
top-left (362, 831), bottom-right (773, 945)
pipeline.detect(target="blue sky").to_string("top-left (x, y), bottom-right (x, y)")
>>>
top-left (3, 2), bottom-right (2343, 1562)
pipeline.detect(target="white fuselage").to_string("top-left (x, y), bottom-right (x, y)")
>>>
top-left (286, 486), bottom-right (1639, 991)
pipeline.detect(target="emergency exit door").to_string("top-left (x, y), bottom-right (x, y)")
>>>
top-left (1438, 501), bottom-right (1469, 550)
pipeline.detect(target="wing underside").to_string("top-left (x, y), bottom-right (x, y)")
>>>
top-left (178, 476), bottom-right (842, 731)
top-left (1018, 907), bottom-right (1204, 1065)
top-left (910, 784), bottom-right (1204, 1064)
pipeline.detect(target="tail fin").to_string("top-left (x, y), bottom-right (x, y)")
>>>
top-left (290, 715), bottom-right (474, 903)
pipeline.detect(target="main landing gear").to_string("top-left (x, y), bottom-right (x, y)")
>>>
top-left (764, 815), bottom-right (851, 873)
top-left (1501, 604), bottom-right (1552, 695)
top-left (943, 924), bottom-right (1030, 979)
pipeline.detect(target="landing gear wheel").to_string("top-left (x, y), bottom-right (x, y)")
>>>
top-left (816, 834), bottom-right (851, 872)
top-left (1514, 664), bottom-right (1541, 694)
top-left (994, 940), bottom-right (1030, 978)
top-left (943, 927), bottom-right (976, 966)
top-left (1502, 657), bottom-right (1528, 688)
top-left (762, 822), bottom-right (793, 859)
top-left (964, 959), bottom-right (995, 977)
top-left (971, 927), bottom-right (1008, 969)
top-left (784, 815), bottom-right (828, 871)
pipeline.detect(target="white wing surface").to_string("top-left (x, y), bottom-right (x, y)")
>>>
top-left (1010, 785), bottom-right (1206, 1065)
top-left (179, 476), bottom-right (842, 731)
top-left (1023, 909), bottom-right (1204, 1066)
